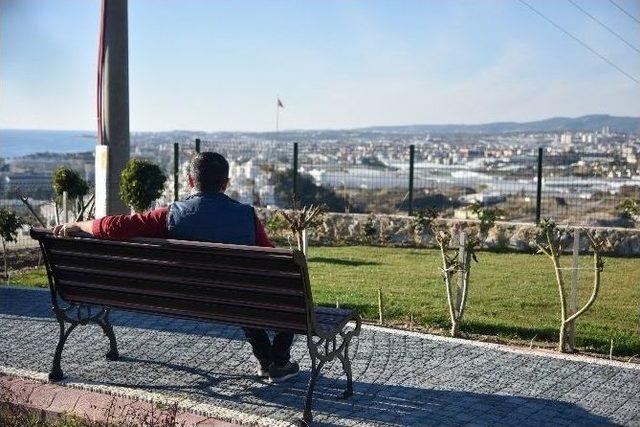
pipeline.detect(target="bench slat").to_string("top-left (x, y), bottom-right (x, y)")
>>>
top-left (49, 248), bottom-right (301, 279)
top-left (54, 265), bottom-right (304, 297)
top-left (55, 278), bottom-right (306, 313)
top-left (47, 236), bottom-right (297, 265)
top-left (51, 259), bottom-right (302, 293)
top-left (61, 286), bottom-right (308, 333)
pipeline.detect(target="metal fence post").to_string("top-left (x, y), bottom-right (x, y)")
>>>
top-left (293, 142), bottom-right (299, 203)
top-left (408, 144), bottom-right (415, 216)
top-left (195, 138), bottom-right (201, 154)
top-left (535, 147), bottom-right (543, 224)
top-left (173, 142), bottom-right (179, 202)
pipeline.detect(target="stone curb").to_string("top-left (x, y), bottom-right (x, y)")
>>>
top-left (360, 323), bottom-right (640, 370)
top-left (0, 374), bottom-right (237, 427)
top-left (0, 366), bottom-right (292, 427)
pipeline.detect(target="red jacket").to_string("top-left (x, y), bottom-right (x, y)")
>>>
top-left (91, 207), bottom-right (274, 247)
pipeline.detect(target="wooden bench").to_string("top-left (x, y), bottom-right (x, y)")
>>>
top-left (30, 227), bottom-right (361, 425)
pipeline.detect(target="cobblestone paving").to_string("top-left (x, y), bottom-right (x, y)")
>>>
top-left (1, 287), bottom-right (639, 426)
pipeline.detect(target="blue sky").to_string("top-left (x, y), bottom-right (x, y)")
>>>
top-left (1, 0), bottom-right (639, 132)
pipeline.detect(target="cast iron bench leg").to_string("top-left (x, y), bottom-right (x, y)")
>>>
top-left (49, 306), bottom-right (119, 382)
top-left (49, 315), bottom-right (77, 382)
top-left (301, 357), bottom-right (325, 426)
top-left (337, 340), bottom-right (353, 399)
top-left (97, 310), bottom-right (119, 360)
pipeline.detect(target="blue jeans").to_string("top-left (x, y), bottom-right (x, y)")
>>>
top-left (243, 328), bottom-right (294, 367)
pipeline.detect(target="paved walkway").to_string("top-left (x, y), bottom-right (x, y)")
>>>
top-left (1, 286), bottom-right (639, 426)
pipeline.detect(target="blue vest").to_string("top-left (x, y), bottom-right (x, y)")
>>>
top-left (167, 193), bottom-right (256, 246)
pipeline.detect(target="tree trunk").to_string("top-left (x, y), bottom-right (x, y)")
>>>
top-left (295, 231), bottom-right (304, 253)
top-left (450, 320), bottom-right (459, 337)
top-left (558, 321), bottom-right (567, 352)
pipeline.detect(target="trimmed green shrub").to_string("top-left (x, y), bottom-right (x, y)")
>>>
top-left (52, 167), bottom-right (89, 202)
top-left (120, 158), bottom-right (167, 213)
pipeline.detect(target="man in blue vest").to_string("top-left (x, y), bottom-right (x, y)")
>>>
top-left (54, 152), bottom-right (299, 382)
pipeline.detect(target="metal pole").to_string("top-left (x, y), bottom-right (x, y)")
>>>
top-left (102, 0), bottom-right (130, 215)
top-left (173, 142), bottom-right (179, 202)
top-left (293, 142), bottom-right (299, 204)
top-left (195, 138), bottom-right (201, 154)
top-left (535, 147), bottom-right (543, 224)
top-left (408, 144), bottom-right (415, 216)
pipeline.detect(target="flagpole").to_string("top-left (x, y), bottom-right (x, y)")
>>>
top-left (276, 96), bottom-right (279, 133)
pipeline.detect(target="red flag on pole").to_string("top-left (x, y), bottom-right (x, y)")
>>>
top-left (277, 98), bottom-right (285, 108)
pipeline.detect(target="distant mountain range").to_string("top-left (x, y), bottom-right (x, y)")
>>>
top-left (355, 115), bottom-right (640, 134)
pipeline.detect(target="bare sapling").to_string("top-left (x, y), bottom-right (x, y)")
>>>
top-left (14, 188), bottom-right (47, 227)
top-left (0, 208), bottom-right (24, 283)
top-left (279, 203), bottom-right (326, 256)
top-left (434, 204), bottom-right (501, 338)
top-left (435, 227), bottom-right (478, 337)
top-left (534, 219), bottom-right (608, 353)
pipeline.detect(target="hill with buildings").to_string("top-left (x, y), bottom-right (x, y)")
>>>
top-left (358, 115), bottom-right (640, 135)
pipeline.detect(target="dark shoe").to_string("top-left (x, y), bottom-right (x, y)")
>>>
top-left (257, 361), bottom-right (270, 378)
top-left (269, 361), bottom-right (299, 383)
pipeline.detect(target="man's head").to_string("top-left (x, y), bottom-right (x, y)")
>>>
top-left (188, 152), bottom-right (230, 193)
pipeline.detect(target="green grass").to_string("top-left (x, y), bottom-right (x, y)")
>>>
top-left (9, 247), bottom-right (640, 356)
top-left (306, 247), bottom-right (640, 357)
top-left (9, 268), bottom-right (49, 288)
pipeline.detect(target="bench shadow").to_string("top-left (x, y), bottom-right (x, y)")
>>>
top-left (76, 355), bottom-right (615, 427)
top-left (308, 257), bottom-right (381, 267)
top-left (0, 287), bottom-right (367, 344)
top-left (0, 287), bottom-right (264, 342)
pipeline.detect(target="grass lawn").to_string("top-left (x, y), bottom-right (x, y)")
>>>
top-left (9, 246), bottom-right (640, 357)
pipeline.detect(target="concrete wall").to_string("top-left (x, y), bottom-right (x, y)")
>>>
top-left (256, 209), bottom-right (640, 256)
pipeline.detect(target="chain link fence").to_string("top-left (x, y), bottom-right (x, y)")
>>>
top-left (2, 139), bottom-right (638, 255)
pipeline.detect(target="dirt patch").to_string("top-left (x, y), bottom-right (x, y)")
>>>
top-left (0, 248), bottom-right (41, 275)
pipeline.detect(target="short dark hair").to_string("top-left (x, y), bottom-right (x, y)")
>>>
top-left (189, 152), bottom-right (229, 193)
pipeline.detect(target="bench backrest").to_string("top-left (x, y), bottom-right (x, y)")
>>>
top-left (31, 228), bottom-right (314, 334)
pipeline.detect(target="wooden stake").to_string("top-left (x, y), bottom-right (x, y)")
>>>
top-left (568, 229), bottom-right (580, 352)
top-left (455, 231), bottom-right (467, 316)
top-left (610, 339), bottom-right (614, 360)
top-left (302, 228), bottom-right (308, 258)
top-left (377, 289), bottom-right (383, 325)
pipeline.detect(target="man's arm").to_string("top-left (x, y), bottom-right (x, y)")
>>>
top-left (53, 207), bottom-right (169, 240)
top-left (253, 210), bottom-right (274, 248)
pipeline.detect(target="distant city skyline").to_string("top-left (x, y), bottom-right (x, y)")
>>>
top-left (1, 0), bottom-right (639, 132)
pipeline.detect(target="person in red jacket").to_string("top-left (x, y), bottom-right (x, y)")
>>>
top-left (53, 152), bottom-right (299, 383)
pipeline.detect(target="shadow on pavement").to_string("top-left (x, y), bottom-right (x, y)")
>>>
top-left (78, 354), bottom-right (613, 427)
top-left (0, 286), bottom-right (617, 426)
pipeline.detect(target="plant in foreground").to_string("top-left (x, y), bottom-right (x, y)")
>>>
top-left (0, 208), bottom-right (24, 281)
top-left (534, 218), bottom-right (608, 353)
top-left (434, 225), bottom-right (479, 337)
top-left (52, 166), bottom-right (94, 222)
top-left (279, 203), bottom-right (326, 255)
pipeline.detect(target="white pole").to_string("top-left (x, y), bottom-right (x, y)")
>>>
top-left (455, 231), bottom-right (467, 315)
top-left (95, 145), bottom-right (109, 218)
top-left (302, 228), bottom-right (308, 258)
top-left (62, 191), bottom-right (69, 223)
top-left (568, 229), bottom-right (580, 351)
